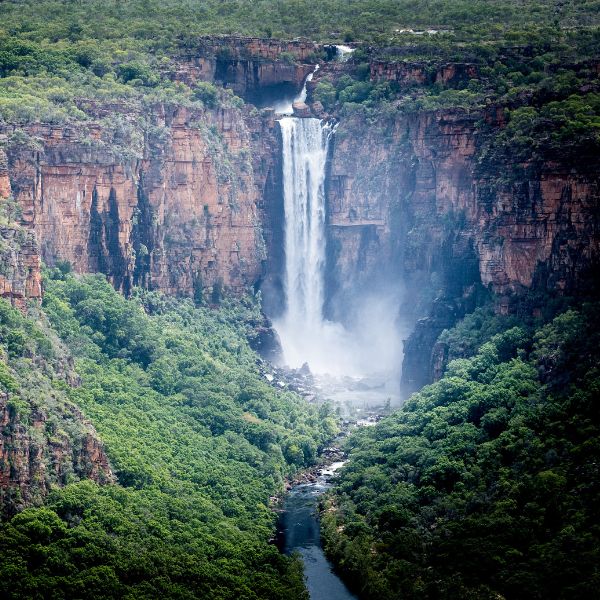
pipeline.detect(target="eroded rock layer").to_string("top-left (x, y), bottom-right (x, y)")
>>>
top-left (0, 392), bottom-right (113, 516)
top-left (4, 104), bottom-right (281, 299)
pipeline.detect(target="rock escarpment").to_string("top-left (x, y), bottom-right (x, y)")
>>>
top-left (0, 39), bottom-right (598, 393)
top-left (169, 36), bottom-right (318, 104)
top-left (322, 106), bottom-right (600, 391)
top-left (4, 104), bottom-right (281, 300)
top-left (0, 149), bottom-right (42, 310)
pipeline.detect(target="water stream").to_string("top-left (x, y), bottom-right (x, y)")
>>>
top-left (279, 461), bottom-right (357, 600)
top-left (272, 59), bottom-right (394, 598)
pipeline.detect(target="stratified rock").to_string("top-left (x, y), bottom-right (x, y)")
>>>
top-left (0, 391), bottom-right (113, 517)
top-left (168, 36), bottom-right (318, 104)
top-left (0, 149), bottom-right (10, 199)
top-left (4, 103), bottom-right (279, 300)
top-left (0, 225), bottom-right (42, 310)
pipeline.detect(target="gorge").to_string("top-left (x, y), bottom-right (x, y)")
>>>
top-left (0, 1), bottom-right (599, 598)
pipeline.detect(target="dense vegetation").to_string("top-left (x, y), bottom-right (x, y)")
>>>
top-left (0, 270), bottom-right (337, 599)
top-left (314, 28), bottom-right (600, 139)
top-left (322, 302), bottom-right (600, 598)
top-left (0, 0), bottom-right (599, 127)
top-left (1, 0), bottom-right (598, 48)
top-left (0, 2), bottom-right (599, 599)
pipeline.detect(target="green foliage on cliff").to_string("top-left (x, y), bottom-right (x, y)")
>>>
top-left (0, 272), bottom-right (337, 599)
top-left (323, 304), bottom-right (600, 599)
top-left (0, 0), bottom-right (598, 125)
top-left (490, 93), bottom-right (600, 163)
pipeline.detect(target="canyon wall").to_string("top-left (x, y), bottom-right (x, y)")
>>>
top-left (3, 104), bottom-right (282, 300)
top-left (0, 149), bottom-right (42, 310)
top-left (322, 106), bottom-right (600, 391)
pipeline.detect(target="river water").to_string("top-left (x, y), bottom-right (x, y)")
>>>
top-left (278, 461), bottom-right (357, 600)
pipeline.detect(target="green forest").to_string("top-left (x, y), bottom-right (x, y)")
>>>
top-left (1, 0), bottom-right (599, 160)
top-left (0, 270), bottom-right (337, 598)
top-left (322, 301), bottom-right (600, 598)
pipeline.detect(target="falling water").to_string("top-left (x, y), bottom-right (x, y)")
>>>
top-left (275, 115), bottom-right (403, 379)
top-left (334, 45), bottom-right (354, 61)
top-left (273, 65), bottom-right (319, 115)
top-left (273, 71), bottom-right (402, 382)
top-left (275, 117), bottom-right (337, 371)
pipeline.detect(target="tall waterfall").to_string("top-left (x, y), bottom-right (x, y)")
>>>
top-left (273, 78), bottom-right (402, 380)
top-left (276, 116), bottom-right (357, 374)
top-left (279, 116), bottom-right (332, 343)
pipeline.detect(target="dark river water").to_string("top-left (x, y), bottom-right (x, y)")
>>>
top-left (278, 461), bottom-right (357, 600)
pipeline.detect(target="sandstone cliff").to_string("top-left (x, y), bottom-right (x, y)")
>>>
top-left (321, 105), bottom-right (600, 391)
top-left (1, 40), bottom-right (598, 394)
top-left (169, 36), bottom-right (318, 104)
top-left (4, 103), bottom-right (281, 300)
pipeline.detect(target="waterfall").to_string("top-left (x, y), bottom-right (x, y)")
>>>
top-left (276, 116), bottom-right (346, 372)
top-left (273, 75), bottom-right (402, 381)
top-left (280, 117), bottom-right (332, 329)
top-left (275, 115), bottom-right (401, 378)
top-left (334, 45), bottom-right (354, 61)
top-left (274, 65), bottom-right (319, 115)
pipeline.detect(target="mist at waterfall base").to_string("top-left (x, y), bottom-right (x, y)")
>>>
top-left (275, 288), bottom-right (404, 379)
top-left (272, 116), bottom-right (404, 395)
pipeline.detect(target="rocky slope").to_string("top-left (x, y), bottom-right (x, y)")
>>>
top-left (0, 391), bottom-right (113, 516)
top-left (0, 298), bottom-right (113, 516)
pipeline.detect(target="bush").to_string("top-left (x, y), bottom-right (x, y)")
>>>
top-left (192, 81), bottom-right (219, 109)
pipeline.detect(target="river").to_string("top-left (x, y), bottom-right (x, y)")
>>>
top-left (278, 461), bottom-right (357, 600)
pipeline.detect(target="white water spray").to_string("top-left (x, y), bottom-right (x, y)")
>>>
top-left (275, 116), bottom-right (402, 377)
top-left (273, 69), bottom-right (402, 383)
top-left (334, 45), bottom-right (354, 61)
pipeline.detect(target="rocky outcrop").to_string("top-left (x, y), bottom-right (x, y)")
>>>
top-left (170, 36), bottom-right (318, 104)
top-left (0, 391), bottom-right (113, 516)
top-left (0, 226), bottom-right (42, 310)
top-left (4, 103), bottom-right (280, 300)
top-left (0, 149), bottom-right (11, 200)
top-left (369, 60), bottom-right (478, 87)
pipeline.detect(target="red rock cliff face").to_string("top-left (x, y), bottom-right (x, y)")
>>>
top-left (0, 149), bottom-right (42, 310)
top-left (170, 36), bottom-right (318, 103)
top-left (0, 148), bottom-right (11, 200)
top-left (369, 60), bottom-right (478, 87)
top-left (328, 109), bottom-right (599, 299)
top-left (4, 104), bottom-right (279, 299)
top-left (0, 226), bottom-right (42, 310)
top-left (325, 107), bottom-right (600, 390)
top-left (0, 391), bottom-right (113, 516)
